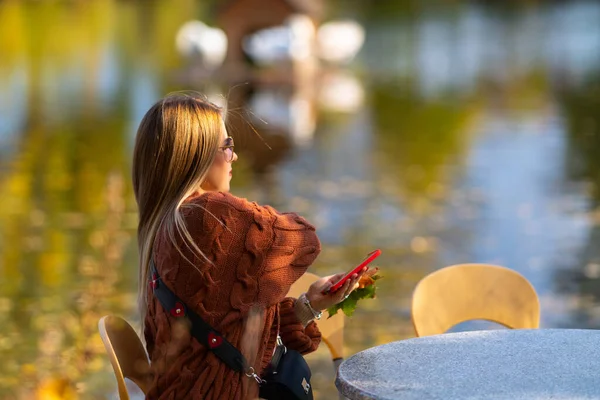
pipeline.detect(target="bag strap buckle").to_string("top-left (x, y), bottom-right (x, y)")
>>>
top-left (245, 367), bottom-right (265, 385)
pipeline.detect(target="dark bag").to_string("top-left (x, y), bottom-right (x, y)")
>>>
top-left (259, 340), bottom-right (313, 400)
top-left (150, 261), bottom-right (313, 400)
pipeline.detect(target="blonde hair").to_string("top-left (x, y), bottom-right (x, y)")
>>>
top-left (132, 92), bottom-right (223, 327)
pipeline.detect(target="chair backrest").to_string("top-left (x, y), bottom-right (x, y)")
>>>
top-left (98, 316), bottom-right (153, 399)
top-left (287, 273), bottom-right (345, 365)
top-left (411, 264), bottom-right (540, 337)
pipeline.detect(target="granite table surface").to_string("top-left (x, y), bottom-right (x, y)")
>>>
top-left (335, 329), bottom-right (600, 400)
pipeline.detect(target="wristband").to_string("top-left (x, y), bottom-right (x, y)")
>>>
top-left (299, 292), bottom-right (322, 320)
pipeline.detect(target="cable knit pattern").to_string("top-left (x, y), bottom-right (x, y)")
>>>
top-left (144, 192), bottom-right (322, 400)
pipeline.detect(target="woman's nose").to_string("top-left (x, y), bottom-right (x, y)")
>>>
top-left (232, 151), bottom-right (238, 162)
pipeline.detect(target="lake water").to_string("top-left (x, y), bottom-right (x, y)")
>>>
top-left (1, 1), bottom-right (600, 398)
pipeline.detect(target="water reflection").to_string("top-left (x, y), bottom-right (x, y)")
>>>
top-left (552, 71), bottom-right (600, 328)
top-left (362, 1), bottom-right (600, 95)
top-left (560, 74), bottom-right (600, 205)
top-left (1, 1), bottom-right (600, 398)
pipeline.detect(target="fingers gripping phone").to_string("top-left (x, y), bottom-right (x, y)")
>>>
top-left (325, 249), bottom-right (382, 294)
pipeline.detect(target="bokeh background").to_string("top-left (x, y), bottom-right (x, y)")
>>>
top-left (1, 0), bottom-right (600, 398)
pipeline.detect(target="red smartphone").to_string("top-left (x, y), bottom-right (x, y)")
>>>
top-left (325, 249), bottom-right (382, 294)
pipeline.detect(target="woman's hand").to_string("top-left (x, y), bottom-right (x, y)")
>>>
top-left (305, 268), bottom-right (367, 311)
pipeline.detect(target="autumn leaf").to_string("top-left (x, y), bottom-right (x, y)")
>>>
top-left (327, 272), bottom-right (382, 318)
top-left (358, 267), bottom-right (379, 289)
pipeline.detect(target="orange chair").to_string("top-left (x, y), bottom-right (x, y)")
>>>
top-left (98, 316), bottom-right (153, 400)
top-left (411, 263), bottom-right (540, 337)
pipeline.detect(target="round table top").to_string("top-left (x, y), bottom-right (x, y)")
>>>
top-left (336, 329), bottom-right (600, 400)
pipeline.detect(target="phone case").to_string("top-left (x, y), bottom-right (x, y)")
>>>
top-left (327, 249), bottom-right (381, 293)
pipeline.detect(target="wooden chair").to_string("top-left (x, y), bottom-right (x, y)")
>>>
top-left (287, 272), bottom-right (346, 399)
top-left (411, 264), bottom-right (540, 337)
top-left (98, 316), bottom-right (153, 400)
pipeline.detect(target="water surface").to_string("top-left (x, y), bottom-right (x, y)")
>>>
top-left (1, 1), bottom-right (600, 398)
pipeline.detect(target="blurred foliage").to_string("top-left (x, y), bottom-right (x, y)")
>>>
top-left (0, 3), bottom-right (146, 396)
top-left (560, 75), bottom-right (600, 206)
top-left (371, 85), bottom-right (481, 210)
top-left (0, 111), bottom-right (137, 397)
top-left (325, 0), bottom-right (542, 21)
top-left (0, 0), bottom-right (203, 75)
top-left (325, 0), bottom-right (421, 20)
top-left (553, 73), bottom-right (600, 328)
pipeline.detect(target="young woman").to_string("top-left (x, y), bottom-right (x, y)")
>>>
top-left (132, 93), bottom-right (363, 400)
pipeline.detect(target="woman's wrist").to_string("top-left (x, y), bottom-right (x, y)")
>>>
top-left (305, 290), bottom-right (325, 312)
top-left (296, 293), bottom-right (322, 327)
top-left (294, 296), bottom-right (314, 327)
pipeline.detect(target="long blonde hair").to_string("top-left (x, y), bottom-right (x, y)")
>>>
top-left (132, 93), bottom-right (223, 326)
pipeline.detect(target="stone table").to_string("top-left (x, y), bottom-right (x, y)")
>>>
top-left (336, 329), bottom-right (600, 399)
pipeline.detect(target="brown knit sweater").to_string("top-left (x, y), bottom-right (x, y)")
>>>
top-left (144, 192), bottom-right (322, 400)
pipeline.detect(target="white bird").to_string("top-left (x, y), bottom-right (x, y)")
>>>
top-left (243, 17), bottom-right (365, 66)
top-left (317, 20), bottom-right (365, 64)
top-left (175, 20), bottom-right (228, 69)
top-left (318, 71), bottom-right (365, 113)
top-left (242, 14), bottom-right (316, 66)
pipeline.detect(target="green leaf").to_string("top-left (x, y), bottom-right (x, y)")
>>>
top-left (326, 277), bottom-right (382, 318)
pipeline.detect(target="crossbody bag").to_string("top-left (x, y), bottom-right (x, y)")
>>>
top-left (150, 261), bottom-right (313, 400)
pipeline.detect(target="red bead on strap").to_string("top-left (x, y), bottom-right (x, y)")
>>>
top-left (170, 302), bottom-right (185, 317)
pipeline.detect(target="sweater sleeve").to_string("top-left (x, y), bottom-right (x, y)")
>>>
top-left (257, 208), bottom-right (322, 307)
top-left (278, 297), bottom-right (321, 355)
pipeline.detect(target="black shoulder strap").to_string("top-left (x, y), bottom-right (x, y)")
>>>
top-left (150, 260), bottom-right (249, 373)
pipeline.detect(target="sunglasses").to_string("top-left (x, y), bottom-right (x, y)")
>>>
top-left (219, 137), bottom-right (235, 163)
